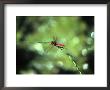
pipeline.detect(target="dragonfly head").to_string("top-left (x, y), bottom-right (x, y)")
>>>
top-left (51, 41), bottom-right (57, 45)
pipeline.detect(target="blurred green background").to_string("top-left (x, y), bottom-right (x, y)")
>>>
top-left (16, 16), bottom-right (94, 74)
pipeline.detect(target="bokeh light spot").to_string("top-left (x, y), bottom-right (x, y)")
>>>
top-left (83, 63), bottom-right (88, 70)
top-left (91, 32), bottom-right (94, 38)
top-left (72, 37), bottom-right (80, 45)
top-left (32, 43), bottom-right (44, 55)
top-left (82, 48), bottom-right (88, 56)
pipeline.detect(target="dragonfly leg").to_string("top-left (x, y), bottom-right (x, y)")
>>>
top-left (45, 45), bottom-right (53, 54)
top-left (57, 46), bottom-right (64, 50)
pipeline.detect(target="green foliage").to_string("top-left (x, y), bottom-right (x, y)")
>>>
top-left (16, 16), bottom-right (94, 74)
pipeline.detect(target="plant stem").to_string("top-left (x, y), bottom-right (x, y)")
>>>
top-left (66, 52), bottom-right (82, 74)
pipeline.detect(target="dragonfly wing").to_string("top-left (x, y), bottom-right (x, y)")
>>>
top-left (53, 36), bottom-right (58, 42)
top-left (44, 45), bottom-right (53, 54)
top-left (37, 41), bottom-right (50, 43)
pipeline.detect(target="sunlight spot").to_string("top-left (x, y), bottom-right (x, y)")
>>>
top-left (72, 37), bottom-right (80, 45)
top-left (57, 61), bottom-right (64, 66)
top-left (46, 62), bottom-right (54, 70)
top-left (82, 48), bottom-right (87, 56)
top-left (83, 63), bottom-right (88, 70)
top-left (32, 43), bottom-right (44, 55)
top-left (91, 32), bottom-right (94, 38)
top-left (68, 55), bottom-right (72, 60)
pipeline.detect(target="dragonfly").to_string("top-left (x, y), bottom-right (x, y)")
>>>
top-left (37, 36), bottom-right (65, 53)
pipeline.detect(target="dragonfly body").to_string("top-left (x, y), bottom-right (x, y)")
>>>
top-left (38, 37), bottom-right (64, 50)
top-left (50, 41), bottom-right (64, 49)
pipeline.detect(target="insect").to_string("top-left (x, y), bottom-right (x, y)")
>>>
top-left (50, 40), bottom-right (64, 50)
top-left (38, 36), bottom-right (65, 51)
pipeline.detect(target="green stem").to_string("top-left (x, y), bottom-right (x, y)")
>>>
top-left (66, 52), bottom-right (82, 74)
top-left (72, 60), bottom-right (82, 74)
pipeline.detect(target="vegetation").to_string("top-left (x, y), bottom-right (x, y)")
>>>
top-left (16, 16), bottom-right (94, 74)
